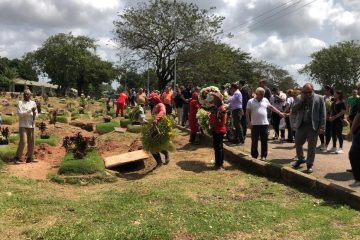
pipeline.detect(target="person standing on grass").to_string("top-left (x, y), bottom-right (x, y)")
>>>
top-left (116, 90), bottom-right (128, 117)
top-left (349, 88), bottom-right (360, 187)
top-left (328, 90), bottom-right (347, 154)
top-left (148, 93), bottom-right (170, 167)
top-left (292, 83), bottom-right (326, 174)
top-left (174, 86), bottom-right (184, 125)
top-left (246, 87), bottom-right (285, 161)
top-left (13, 89), bottom-right (38, 163)
top-left (318, 86), bottom-right (334, 152)
top-left (225, 83), bottom-right (244, 145)
top-left (161, 86), bottom-right (173, 116)
top-left (181, 83), bottom-right (193, 127)
top-left (135, 88), bottom-right (146, 108)
top-left (209, 92), bottom-right (227, 170)
top-left (188, 91), bottom-right (200, 144)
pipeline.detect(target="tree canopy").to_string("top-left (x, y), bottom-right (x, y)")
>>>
top-left (176, 40), bottom-right (253, 87)
top-left (28, 33), bottom-right (117, 96)
top-left (252, 60), bottom-right (298, 91)
top-left (300, 41), bottom-right (360, 93)
top-left (113, 0), bottom-right (224, 90)
top-left (0, 56), bottom-right (38, 89)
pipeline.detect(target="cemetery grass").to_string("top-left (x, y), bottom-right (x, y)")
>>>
top-left (0, 132), bottom-right (360, 240)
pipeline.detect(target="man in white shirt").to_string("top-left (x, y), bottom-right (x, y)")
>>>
top-left (247, 87), bottom-right (285, 161)
top-left (13, 89), bottom-right (38, 163)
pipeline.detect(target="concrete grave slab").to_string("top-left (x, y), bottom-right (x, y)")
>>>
top-left (104, 150), bottom-right (149, 168)
top-left (114, 127), bottom-right (126, 133)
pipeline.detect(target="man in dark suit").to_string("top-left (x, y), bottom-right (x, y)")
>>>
top-left (292, 83), bottom-right (326, 173)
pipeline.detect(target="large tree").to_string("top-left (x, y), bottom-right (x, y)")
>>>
top-left (29, 33), bottom-right (116, 96)
top-left (252, 60), bottom-right (298, 91)
top-left (300, 41), bottom-right (360, 93)
top-left (0, 56), bottom-right (38, 82)
top-left (113, 0), bottom-right (224, 90)
top-left (177, 40), bottom-right (253, 87)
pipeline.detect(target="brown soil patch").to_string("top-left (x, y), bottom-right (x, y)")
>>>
top-left (6, 144), bottom-right (65, 180)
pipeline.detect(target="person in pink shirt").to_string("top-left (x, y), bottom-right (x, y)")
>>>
top-left (148, 93), bottom-right (169, 167)
top-left (116, 90), bottom-right (128, 117)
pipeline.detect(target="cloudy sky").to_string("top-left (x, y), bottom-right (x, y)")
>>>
top-left (1, 0), bottom-right (359, 86)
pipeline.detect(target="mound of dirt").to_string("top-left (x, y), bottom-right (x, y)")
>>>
top-left (128, 139), bottom-right (143, 152)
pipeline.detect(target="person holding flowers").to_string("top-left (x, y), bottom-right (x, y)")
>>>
top-left (209, 92), bottom-right (227, 169)
top-left (147, 92), bottom-right (170, 167)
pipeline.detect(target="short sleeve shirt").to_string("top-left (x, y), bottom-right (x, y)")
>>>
top-left (347, 96), bottom-right (360, 109)
top-left (331, 101), bottom-right (346, 122)
top-left (270, 92), bottom-right (287, 111)
top-left (246, 97), bottom-right (270, 125)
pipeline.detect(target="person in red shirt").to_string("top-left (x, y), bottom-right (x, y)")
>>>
top-left (116, 91), bottom-right (128, 117)
top-left (209, 92), bottom-right (227, 169)
top-left (148, 93), bottom-right (170, 167)
top-left (188, 92), bottom-right (200, 144)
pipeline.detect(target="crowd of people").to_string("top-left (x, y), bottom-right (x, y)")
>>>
top-left (10, 80), bottom-right (360, 187)
top-left (111, 80), bottom-right (360, 186)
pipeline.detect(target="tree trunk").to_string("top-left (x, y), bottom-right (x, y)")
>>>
top-left (77, 73), bottom-right (85, 96)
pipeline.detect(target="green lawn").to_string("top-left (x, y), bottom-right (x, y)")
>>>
top-left (2, 115), bottom-right (17, 125)
top-left (96, 121), bottom-right (120, 134)
top-left (0, 144), bottom-right (17, 163)
top-left (58, 150), bottom-right (105, 175)
top-left (35, 135), bottom-right (59, 146)
top-left (9, 134), bottom-right (59, 147)
top-left (0, 167), bottom-right (360, 239)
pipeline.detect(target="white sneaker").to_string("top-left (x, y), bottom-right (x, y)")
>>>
top-left (320, 145), bottom-right (327, 152)
top-left (328, 147), bottom-right (337, 153)
top-left (335, 148), bottom-right (344, 154)
top-left (317, 144), bottom-right (325, 150)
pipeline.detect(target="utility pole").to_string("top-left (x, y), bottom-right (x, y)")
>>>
top-left (147, 60), bottom-right (150, 93)
top-left (173, 0), bottom-right (177, 91)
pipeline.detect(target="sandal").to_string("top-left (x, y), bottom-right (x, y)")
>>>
top-left (26, 158), bottom-right (38, 163)
top-left (11, 157), bottom-right (23, 164)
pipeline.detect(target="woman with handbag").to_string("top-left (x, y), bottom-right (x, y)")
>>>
top-left (328, 90), bottom-right (347, 154)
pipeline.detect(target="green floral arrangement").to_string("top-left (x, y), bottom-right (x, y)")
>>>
top-left (196, 108), bottom-right (211, 135)
top-left (124, 106), bottom-right (132, 119)
top-left (130, 105), bottom-right (142, 123)
top-left (141, 116), bottom-right (176, 154)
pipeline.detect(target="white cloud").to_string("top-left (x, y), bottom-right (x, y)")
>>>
top-left (0, 0), bottom-right (359, 89)
top-left (249, 36), bottom-right (326, 65)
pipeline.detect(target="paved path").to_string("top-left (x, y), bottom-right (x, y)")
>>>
top-left (224, 130), bottom-right (356, 190)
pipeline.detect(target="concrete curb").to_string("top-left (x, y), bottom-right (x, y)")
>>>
top-left (176, 125), bottom-right (360, 210)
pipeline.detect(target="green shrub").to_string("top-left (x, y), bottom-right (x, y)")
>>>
top-left (71, 110), bottom-right (79, 117)
top-left (79, 113), bottom-right (90, 120)
top-left (35, 135), bottom-right (59, 146)
top-left (96, 122), bottom-right (120, 134)
top-left (9, 134), bottom-right (19, 144)
top-left (2, 115), bottom-right (17, 125)
top-left (92, 112), bottom-right (103, 119)
top-left (120, 119), bottom-right (131, 128)
top-left (37, 113), bottom-right (48, 121)
top-left (0, 145), bottom-right (17, 162)
top-left (56, 116), bottom-right (68, 123)
top-left (58, 150), bottom-right (105, 175)
top-left (127, 124), bottom-right (143, 133)
top-left (108, 109), bottom-right (116, 118)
